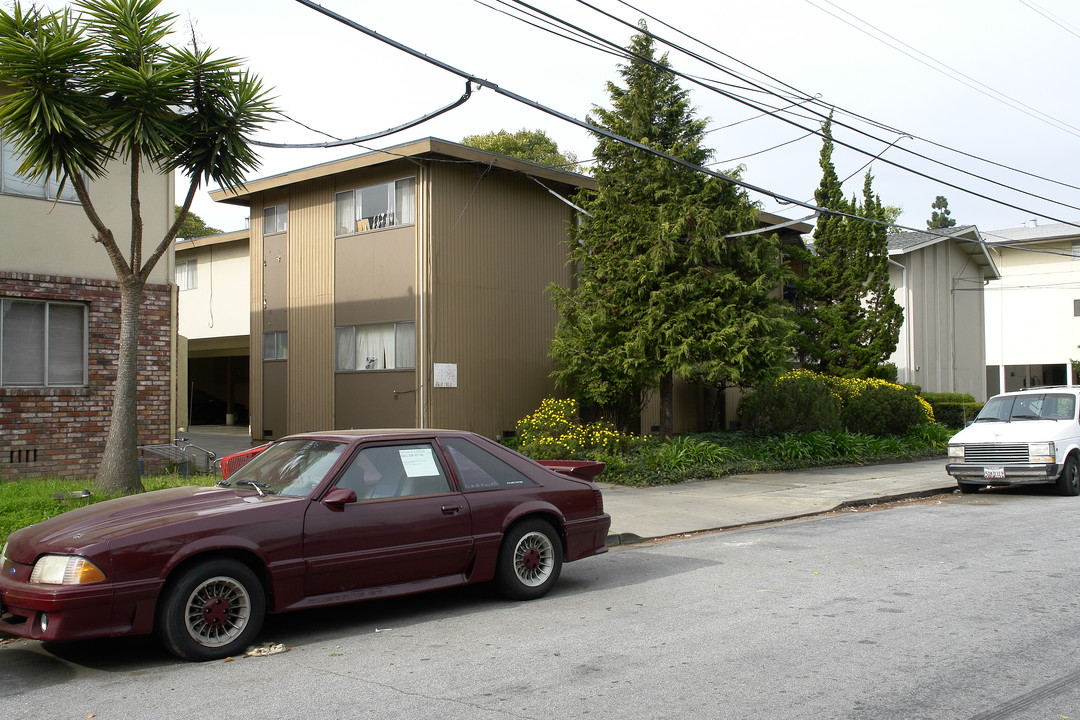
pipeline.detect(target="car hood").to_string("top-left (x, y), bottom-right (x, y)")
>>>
top-left (950, 420), bottom-right (1074, 445)
top-left (8, 486), bottom-right (282, 561)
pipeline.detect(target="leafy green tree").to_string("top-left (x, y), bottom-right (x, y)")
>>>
top-left (550, 24), bottom-right (794, 433)
top-left (795, 117), bottom-right (903, 378)
top-left (174, 206), bottom-right (223, 240)
top-left (461, 128), bottom-right (578, 169)
top-left (927, 195), bottom-right (957, 229)
top-left (0, 0), bottom-right (275, 492)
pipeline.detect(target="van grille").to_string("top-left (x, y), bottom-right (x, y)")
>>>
top-left (963, 443), bottom-right (1030, 464)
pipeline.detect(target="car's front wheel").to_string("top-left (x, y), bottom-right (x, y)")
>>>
top-left (1057, 456), bottom-right (1080, 497)
top-left (157, 558), bottom-right (266, 661)
top-left (495, 519), bottom-right (563, 601)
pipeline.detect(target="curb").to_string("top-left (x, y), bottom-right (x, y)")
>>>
top-left (604, 484), bottom-right (956, 547)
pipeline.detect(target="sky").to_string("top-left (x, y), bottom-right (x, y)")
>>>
top-left (149, 0), bottom-right (1080, 240)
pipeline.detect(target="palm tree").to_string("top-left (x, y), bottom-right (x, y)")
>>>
top-left (0, 0), bottom-right (275, 492)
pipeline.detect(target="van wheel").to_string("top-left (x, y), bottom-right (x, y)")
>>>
top-left (1057, 456), bottom-right (1080, 496)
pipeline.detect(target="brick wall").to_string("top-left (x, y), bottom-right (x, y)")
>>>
top-left (0, 272), bottom-right (173, 480)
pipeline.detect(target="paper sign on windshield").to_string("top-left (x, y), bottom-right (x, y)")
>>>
top-left (400, 448), bottom-right (439, 477)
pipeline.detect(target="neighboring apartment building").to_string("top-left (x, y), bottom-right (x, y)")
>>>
top-left (888, 226), bottom-right (1000, 401)
top-left (982, 220), bottom-right (1080, 394)
top-left (174, 229), bottom-right (250, 430)
top-left (0, 135), bottom-right (176, 480)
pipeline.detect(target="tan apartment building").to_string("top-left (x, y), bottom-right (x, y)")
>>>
top-left (212, 138), bottom-right (592, 442)
top-left (0, 133), bottom-right (176, 479)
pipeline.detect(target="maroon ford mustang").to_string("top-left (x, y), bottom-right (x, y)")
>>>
top-left (0, 430), bottom-right (610, 660)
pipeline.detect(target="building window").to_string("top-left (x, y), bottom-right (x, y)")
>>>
top-left (334, 322), bottom-right (415, 371)
top-left (1, 299), bottom-right (87, 386)
top-left (263, 204), bottom-right (287, 235)
top-left (263, 331), bottom-right (288, 360)
top-left (1074, 299), bottom-right (1080, 317)
top-left (335, 178), bottom-right (415, 236)
top-left (1073, 240), bottom-right (1080, 260)
top-left (1, 136), bottom-right (79, 202)
top-left (175, 258), bottom-right (198, 291)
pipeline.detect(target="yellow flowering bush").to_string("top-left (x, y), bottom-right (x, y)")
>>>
top-left (514, 398), bottom-right (643, 460)
top-left (741, 370), bottom-right (935, 437)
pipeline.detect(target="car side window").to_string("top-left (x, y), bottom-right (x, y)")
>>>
top-left (442, 437), bottom-right (539, 491)
top-left (336, 444), bottom-right (451, 499)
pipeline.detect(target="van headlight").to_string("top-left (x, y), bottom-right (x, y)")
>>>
top-left (1029, 442), bottom-right (1055, 463)
top-left (948, 445), bottom-right (965, 459)
top-left (29, 555), bottom-right (106, 585)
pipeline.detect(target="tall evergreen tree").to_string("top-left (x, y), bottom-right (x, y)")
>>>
top-left (927, 195), bottom-right (957, 229)
top-left (795, 117), bottom-right (903, 378)
top-left (550, 24), bottom-right (794, 432)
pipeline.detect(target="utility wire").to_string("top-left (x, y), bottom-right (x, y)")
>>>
top-left (1016, 0), bottom-right (1080, 41)
top-left (252, 83), bottom-right (473, 149)
top-left (519, 0), bottom-right (1080, 225)
top-left (805, 0), bottom-right (1080, 137)
top-left (607, 0), bottom-right (1080, 196)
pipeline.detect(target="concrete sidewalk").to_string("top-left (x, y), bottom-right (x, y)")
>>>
top-left (600, 458), bottom-right (955, 544)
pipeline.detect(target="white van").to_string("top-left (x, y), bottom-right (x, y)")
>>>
top-left (945, 387), bottom-right (1080, 496)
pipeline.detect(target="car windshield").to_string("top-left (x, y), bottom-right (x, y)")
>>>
top-left (226, 439), bottom-right (347, 497)
top-left (974, 393), bottom-right (1076, 422)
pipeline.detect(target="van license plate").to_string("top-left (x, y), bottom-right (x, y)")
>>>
top-left (984, 467), bottom-right (1006, 479)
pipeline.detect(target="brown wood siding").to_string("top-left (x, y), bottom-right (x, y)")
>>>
top-left (423, 162), bottom-right (575, 438)
top-left (287, 179), bottom-right (335, 433)
top-left (249, 199), bottom-right (265, 439)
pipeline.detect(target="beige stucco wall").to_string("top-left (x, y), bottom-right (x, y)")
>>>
top-left (0, 159), bottom-right (174, 285)
top-left (176, 234), bottom-right (251, 340)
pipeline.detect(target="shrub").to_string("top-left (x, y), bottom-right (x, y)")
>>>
top-left (514, 398), bottom-right (642, 460)
top-left (738, 371), bottom-right (843, 434)
top-left (932, 402), bottom-right (984, 428)
top-left (842, 382), bottom-right (927, 436)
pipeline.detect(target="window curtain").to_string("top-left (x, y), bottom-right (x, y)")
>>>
top-left (396, 178), bottom-right (416, 225)
top-left (356, 323), bottom-right (396, 369)
top-left (334, 191), bottom-right (355, 236)
top-left (335, 326), bottom-right (357, 371)
top-left (395, 321), bottom-right (416, 368)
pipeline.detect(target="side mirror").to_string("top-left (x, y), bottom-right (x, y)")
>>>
top-left (322, 487), bottom-right (357, 506)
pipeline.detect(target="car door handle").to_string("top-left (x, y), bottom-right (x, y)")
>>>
top-left (441, 504), bottom-right (463, 515)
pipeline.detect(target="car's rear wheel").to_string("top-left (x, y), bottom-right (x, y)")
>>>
top-left (157, 558), bottom-right (265, 661)
top-left (1057, 456), bottom-right (1080, 497)
top-left (957, 482), bottom-right (980, 494)
top-left (495, 519), bottom-right (563, 601)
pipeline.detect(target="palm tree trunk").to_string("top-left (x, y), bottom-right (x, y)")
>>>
top-left (94, 275), bottom-right (146, 493)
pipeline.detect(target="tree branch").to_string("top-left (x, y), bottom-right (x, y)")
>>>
top-left (141, 173), bottom-right (200, 282)
top-left (68, 169), bottom-right (132, 278)
top-left (129, 145), bottom-right (144, 273)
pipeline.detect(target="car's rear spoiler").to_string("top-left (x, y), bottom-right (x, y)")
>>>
top-left (219, 443), bottom-right (271, 480)
top-left (536, 460), bottom-right (606, 481)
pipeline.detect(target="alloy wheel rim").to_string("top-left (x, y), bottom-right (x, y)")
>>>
top-left (513, 531), bottom-right (554, 587)
top-left (184, 575), bottom-right (251, 647)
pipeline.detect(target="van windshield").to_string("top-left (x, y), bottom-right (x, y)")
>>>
top-left (974, 393), bottom-right (1076, 422)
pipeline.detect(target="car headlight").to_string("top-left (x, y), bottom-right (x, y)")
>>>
top-left (1029, 442), bottom-right (1055, 463)
top-left (947, 445), bottom-right (965, 459)
top-left (29, 555), bottom-right (106, 585)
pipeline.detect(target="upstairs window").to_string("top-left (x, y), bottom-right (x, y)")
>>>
top-left (334, 322), bottom-right (415, 371)
top-left (1, 137), bottom-right (78, 202)
top-left (175, 259), bottom-right (197, 291)
top-left (263, 204), bottom-right (287, 235)
top-left (1, 299), bottom-right (87, 387)
top-left (335, 178), bottom-right (415, 236)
